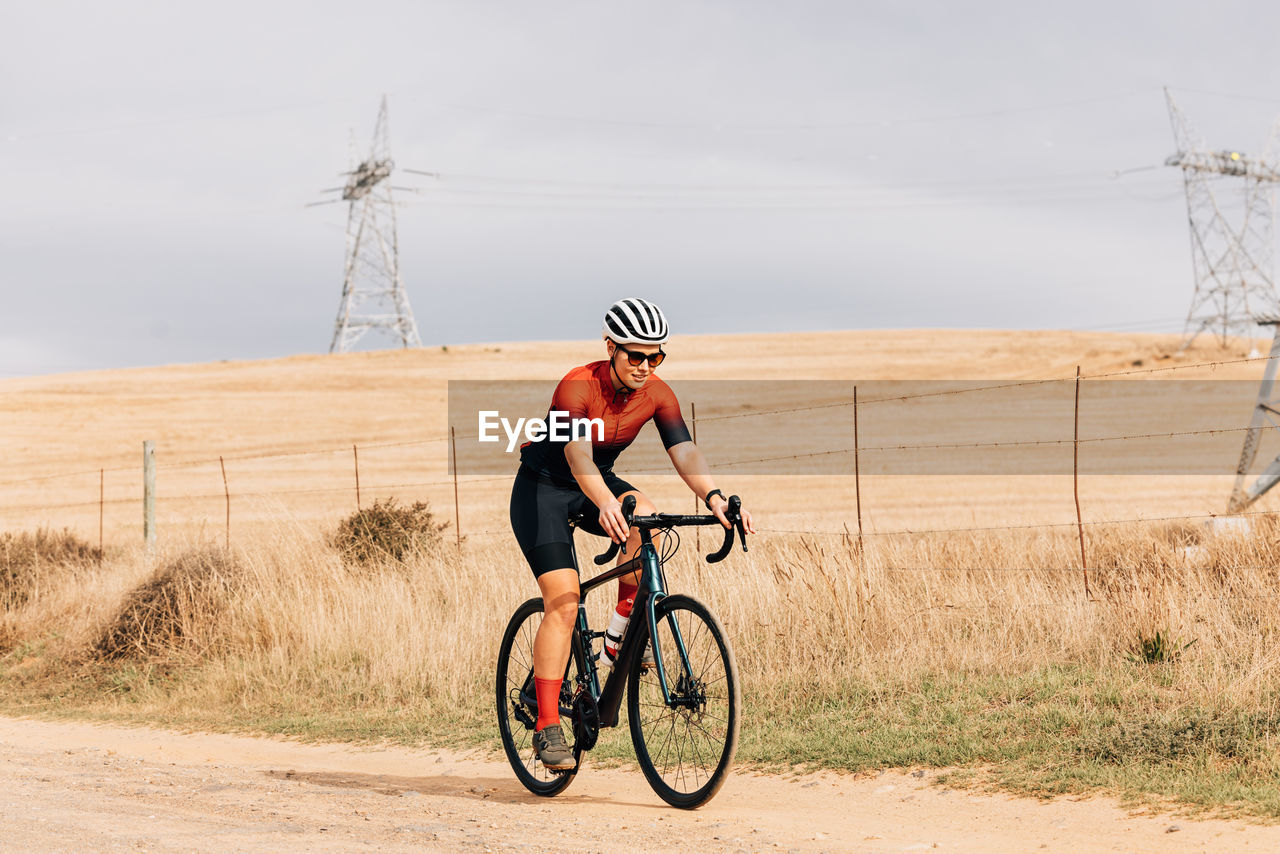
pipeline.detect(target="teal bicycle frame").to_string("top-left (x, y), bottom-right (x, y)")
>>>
top-left (569, 523), bottom-right (696, 729)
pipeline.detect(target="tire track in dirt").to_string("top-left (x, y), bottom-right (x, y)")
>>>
top-left (0, 715), bottom-right (1273, 853)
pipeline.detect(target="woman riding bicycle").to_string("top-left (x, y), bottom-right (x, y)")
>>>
top-left (509, 297), bottom-right (756, 771)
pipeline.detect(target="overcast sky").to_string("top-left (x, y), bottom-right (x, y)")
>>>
top-left (5, 0), bottom-right (1280, 376)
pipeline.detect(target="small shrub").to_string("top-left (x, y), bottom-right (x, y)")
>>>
top-left (1127, 629), bottom-right (1196, 665)
top-left (94, 547), bottom-right (239, 661)
top-left (331, 498), bottom-right (448, 565)
top-left (0, 528), bottom-right (103, 609)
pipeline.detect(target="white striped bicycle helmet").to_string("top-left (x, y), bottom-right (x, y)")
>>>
top-left (602, 297), bottom-right (669, 345)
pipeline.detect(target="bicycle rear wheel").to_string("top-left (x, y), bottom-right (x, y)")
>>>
top-left (496, 597), bottom-right (581, 796)
top-left (627, 593), bottom-right (740, 808)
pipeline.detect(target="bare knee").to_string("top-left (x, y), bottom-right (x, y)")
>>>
top-left (543, 592), bottom-right (580, 629)
top-left (536, 568), bottom-right (580, 631)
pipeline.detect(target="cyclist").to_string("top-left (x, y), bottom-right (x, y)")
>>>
top-left (509, 297), bottom-right (756, 771)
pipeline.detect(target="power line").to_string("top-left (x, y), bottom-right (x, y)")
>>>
top-left (431, 168), bottom-right (1163, 195)
top-left (431, 88), bottom-right (1156, 133)
top-left (411, 189), bottom-right (1178, 213)
top-left (1169, 86), bottom-right (1280, 106)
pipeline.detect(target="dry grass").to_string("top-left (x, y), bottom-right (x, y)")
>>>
top-left (0, 528), bottom-right (102, 609)
top-left (0, 528), bottom-right (103, 652)
top-left (1, 514), bottom-right (1277, 718)
top-left (4, 514), bottom-right (1280, 811)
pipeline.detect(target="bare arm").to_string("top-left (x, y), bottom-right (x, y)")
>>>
top-left (667, 441), bottom-right (756, 534)
top-left (564, 440), bottom-right (629, 543)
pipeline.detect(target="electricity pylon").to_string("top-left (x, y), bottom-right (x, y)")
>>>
top-left (316, 96), bottom-right (422, 353)
top-left (1165, 88), bottom-right (1280, 350)
top-left (1228, 316), bottom-right (1280, 513)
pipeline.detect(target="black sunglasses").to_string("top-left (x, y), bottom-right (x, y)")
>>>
top-left (613, 342), bottom-right (666, 367)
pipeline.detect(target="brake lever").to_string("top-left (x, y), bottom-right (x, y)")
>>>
top-left (730, 495), bottom-right (748, 553)
top-left (705, 495), bottom-right (742, 564)
top-left (593, 494), bottom-right (637, 565)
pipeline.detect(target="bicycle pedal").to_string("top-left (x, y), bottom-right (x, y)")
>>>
top-left (546, 762), bottom-right (577, 775)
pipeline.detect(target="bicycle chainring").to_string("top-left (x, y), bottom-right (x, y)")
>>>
top-left (572, 690), bottom-right (600, 751)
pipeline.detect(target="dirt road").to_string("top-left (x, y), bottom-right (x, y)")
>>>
top-left (0, 716), bottom-right (1273, 853)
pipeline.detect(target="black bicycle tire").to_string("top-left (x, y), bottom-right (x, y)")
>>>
top-left (495, 596), bottom-right (581, 796)
top-left (626, 593), bottom-right (740, 809)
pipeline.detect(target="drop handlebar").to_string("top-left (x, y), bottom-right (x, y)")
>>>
top-left (592, 494), bottom-right (748, 566)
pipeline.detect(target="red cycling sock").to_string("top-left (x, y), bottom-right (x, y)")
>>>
top-left (535, 677), bottom-right (562, 732)
top-left (617, 579), bottom-right (638, 618)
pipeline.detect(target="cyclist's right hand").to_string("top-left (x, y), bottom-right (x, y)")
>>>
top-left (598, 498), bottom-right (629, 543)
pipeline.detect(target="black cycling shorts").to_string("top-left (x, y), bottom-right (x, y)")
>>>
top-left (509, 465), bottom-right (637, 577)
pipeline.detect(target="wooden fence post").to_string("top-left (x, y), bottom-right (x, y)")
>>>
top-left (142, 440), bottom-right (156, 551)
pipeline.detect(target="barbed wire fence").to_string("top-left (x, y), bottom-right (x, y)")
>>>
top-left (4, 354), bottom-right (1277, 589)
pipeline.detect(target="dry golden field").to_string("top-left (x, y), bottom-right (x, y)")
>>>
top-left (1, 328), bottom-right (1273, 547)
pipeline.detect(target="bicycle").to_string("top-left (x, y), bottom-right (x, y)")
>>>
top-left (496, 493), bottom-right (748, 808)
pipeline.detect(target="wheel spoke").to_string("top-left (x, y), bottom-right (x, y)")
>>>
top-left (656, 714), bottom-right (678, 778)
top-left (687, 719), bottom-right (709, 784)
top-left (512, 644), bottom-right (531, 676)
top-left (627, 597), bottom-right (738, 805)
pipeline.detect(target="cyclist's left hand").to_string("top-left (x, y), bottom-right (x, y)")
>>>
top-left (709, 494), bottom-right (756, 535)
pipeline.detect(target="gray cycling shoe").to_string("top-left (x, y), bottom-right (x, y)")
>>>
top-left (533, 724), bottom-right (575, 771)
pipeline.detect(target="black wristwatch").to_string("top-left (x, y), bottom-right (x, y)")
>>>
top-left (703, 489), bottom-right (725, 511)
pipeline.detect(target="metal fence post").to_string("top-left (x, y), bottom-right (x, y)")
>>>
top-left (854, 386), bottom-right (864, 560)
top-left (143, 440), bottom-right (156, 551)
top-left (450, 426), bottom-right (461, 546)
top-left (691, 402), bottom-right (699, 551)
top-left (98, 468), bottom-right (104, 563)
top-left (353, 444), bottom-right (361, 509)
top-left (1073, 367), bottom-right (1091, 600)
top-left (219, 455), bottom-right (230, 550)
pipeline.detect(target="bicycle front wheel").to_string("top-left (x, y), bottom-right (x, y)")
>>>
top-left (627, 593), bottom-right (740, 808)
top-left (496, 597), bottom-right (581, 796)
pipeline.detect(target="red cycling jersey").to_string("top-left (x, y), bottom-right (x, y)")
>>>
top-left (519, 360), bottom-right (692, 483)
